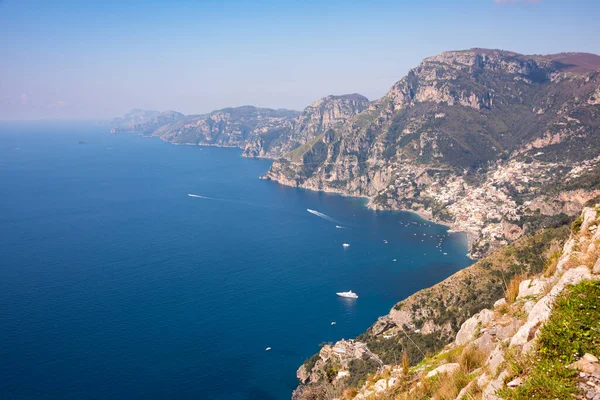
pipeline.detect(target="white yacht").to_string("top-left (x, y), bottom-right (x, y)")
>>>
top-left (336, 290), bottom-right (358, 299)
top-left (342, 243), bottom-right (350, 248)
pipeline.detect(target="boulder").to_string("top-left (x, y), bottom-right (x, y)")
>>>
top-left (426, 363), bottom-right (461, 378)
top-left (474, 332), bottom-right (496, 354)
top-left (517, 278), bottom-right (546, 299)
top-left (594, 258), bottom-right (600, 275)
top-left (456, 309), bottom-right (494, 345)
top-left (489, 317), bottom-right (521, 340)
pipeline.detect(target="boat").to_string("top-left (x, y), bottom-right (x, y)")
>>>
top-left (265, 347), bottom-right (271, 351)
top-left (336, 290), bottom-right (358, 299)
top-left (331, 321), bottom-right (336, 326)
top-left (342, 243), bottom-right (350, 248)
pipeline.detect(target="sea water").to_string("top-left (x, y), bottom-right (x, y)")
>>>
top-left (0, 121), bottom-right (471, 399)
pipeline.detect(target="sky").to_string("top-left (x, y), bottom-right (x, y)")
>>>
top-left (0, 0), bottom-right (599, 120)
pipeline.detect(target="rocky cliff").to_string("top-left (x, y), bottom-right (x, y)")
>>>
top-left (242, 94), bottom-right (370, 158)
top-left (264, 49), bottom-right (600, 258)
top-left (293, 205), bottom-right (600, 400)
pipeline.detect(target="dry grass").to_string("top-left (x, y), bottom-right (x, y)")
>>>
top-left (339, 387), bottom-right (357, 400)
top-left (543, 251), bottom-right (560, 277)
top-left (459, 346), bottom-right (487, 373)
top-left (563, 252), bottom-right (586, 271)
top-left (401, 351), bottom-right (410, 376)
top-left (505, 274), bottom-right (526, 304)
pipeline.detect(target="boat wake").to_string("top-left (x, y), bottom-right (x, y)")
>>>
top-left (187, 193), bottom-right (215, 200)
top-left (307, 209), bottom-right (339, 224)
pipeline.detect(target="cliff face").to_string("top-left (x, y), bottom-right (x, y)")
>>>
top-left (293, 206), bottom-right (600, 400)
top-left (242, 94), bottom-right (370, 158)
top-left (264, 49), bottom-right (600, 258)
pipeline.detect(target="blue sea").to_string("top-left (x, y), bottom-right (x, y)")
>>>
top-left (0, 121), bottom-right (471, 399)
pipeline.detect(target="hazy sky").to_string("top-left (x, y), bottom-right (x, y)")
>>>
top-left (1, 0), bottom-right (599, 120)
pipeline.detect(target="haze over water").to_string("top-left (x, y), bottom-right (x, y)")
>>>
top-left (0, 122), bottom-right (471, 399)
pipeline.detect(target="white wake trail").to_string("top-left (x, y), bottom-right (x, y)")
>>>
top-left (187, 194), bottom-right (217, 200)
top-left (307, 209), bottom-right (340, 224)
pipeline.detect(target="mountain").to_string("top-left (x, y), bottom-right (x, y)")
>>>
top-left (150, 106), bottom-right (300, 148)
top-left (293, 205), bottom-right (600, 400)
top-left (264, 49), bottom-right (600, 258)
top-left (242, 94), bottom-right (370, 158)
top-left (110, 109), bottom-right (185, 134)
top-left (110, 95), bottom-right (369, 158)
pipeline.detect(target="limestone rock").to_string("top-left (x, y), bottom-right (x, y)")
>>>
top-left (507, 377), bottom-right (523, 387)
top-left (569, 358), bottom-right (600, 374)
top-left (426, 363), bottom-right (461, 378)
top-left (594, 258), bottom-right (600, 275)
top-left (511, 266), bottom-right (592, 347)
top-left (485, 346), bottom-right (505, 375)
top-left (517, 278), bottom-right (547, 299)
top-left (482, 370), bottom-right (509, 400)
top-left (474, 332), bottom-right (496, 354)
top-left (456, 309), bottom-right (494, 345)
top-left (455, 380), bottom-right (475, 400)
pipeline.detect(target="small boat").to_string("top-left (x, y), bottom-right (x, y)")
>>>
top-left (331, 321), bottom-right (336, 326)
top-left (392, 259), bottom-right (397, 262)
top-left (265, 347), bottom-right (272, 351)
top-left (342, 243), bottom-right (350, 248)
top-left (383, 240), bottom-right (388, 244)
top-left (336, 290), bottom-right (358, 299)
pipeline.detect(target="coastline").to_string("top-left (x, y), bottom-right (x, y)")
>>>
top-left (127, 130), bottom-right (475, 255)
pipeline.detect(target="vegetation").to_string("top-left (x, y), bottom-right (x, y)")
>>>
top-left (500, 280), bottom-right (600, 399)
top-left (346, 356), bottom-right (379, 388)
